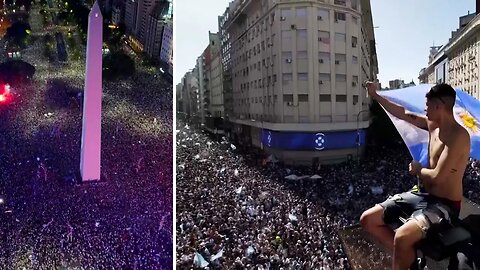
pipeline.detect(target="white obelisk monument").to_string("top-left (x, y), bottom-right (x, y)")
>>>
top-left (80, 1), bottom-right (103, 181)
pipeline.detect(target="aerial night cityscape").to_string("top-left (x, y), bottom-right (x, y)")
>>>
top-left (0, 0), bottom-right (173, 268)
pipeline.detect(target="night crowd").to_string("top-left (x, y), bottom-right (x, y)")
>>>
top-left (0, 66), bottom-right (173, 269)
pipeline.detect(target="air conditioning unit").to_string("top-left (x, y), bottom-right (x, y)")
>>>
top-left (319, 59), bottom-right (324, 63)
top-left (286, 101), bottom-right (294, 106)
top-left (335, 60), bottom-right (340, 64)
top-left (280, 16), bottom-right (286, 21)
top-left (286, 58), bottom-right (292, 63)
top-left (317, 16), bottom-right (322, 20)
top-left (319, 80), bottom-right (323, 84)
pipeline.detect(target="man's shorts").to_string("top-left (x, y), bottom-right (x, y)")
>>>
top-left (378, 191), bottom-right (460, 238)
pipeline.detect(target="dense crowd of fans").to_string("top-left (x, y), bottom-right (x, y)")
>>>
top-left (176, 121), bottom-right (480, 269)
top-left (0, 8), bottom-right (173, 268)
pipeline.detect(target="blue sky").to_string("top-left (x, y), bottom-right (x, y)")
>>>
top-left (175, 0), bottom-right (476, 87)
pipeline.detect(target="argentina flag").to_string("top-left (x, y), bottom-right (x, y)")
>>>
top-left (378, 84), bottom-right (480, 166)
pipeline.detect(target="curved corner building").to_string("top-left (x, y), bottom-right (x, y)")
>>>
top-left (219, 0), bottom-right (378, 165)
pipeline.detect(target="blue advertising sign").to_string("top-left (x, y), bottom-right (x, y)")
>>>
top-left (261, 129), bottom-right (366, 151)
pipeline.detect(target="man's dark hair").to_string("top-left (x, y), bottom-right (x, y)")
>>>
top-left (426, 83), bottom-right (456, 109)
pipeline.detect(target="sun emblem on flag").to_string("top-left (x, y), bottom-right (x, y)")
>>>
top-left (459, 110), bottom-right (479, 133)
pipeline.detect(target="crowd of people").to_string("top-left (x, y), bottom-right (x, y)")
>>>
top-left (176, 121), bottom-right (480, 269)
top-left (0, 16), bottom-right (173, 268)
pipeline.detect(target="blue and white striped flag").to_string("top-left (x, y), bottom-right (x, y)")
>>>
top-left (378, 84), bottom-right (480, 166)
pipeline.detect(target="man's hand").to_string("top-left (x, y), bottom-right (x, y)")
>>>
top-left (364, 81), bottom-right (378, 97)
top-left (409, 161), bottom-right (422, 176)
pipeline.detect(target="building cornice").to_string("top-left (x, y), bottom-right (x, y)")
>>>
top-left (225, 0), bottom-right (362, 30)
top-left (445, 13), bottom-right (480, 54)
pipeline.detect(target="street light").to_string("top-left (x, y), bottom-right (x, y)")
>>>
top-left (356, 109), bottom-right (369, 164)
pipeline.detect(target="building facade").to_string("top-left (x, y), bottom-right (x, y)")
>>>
top-left (219, 0), bottom-right (377, 165)
top-left (111, 5), bottom-right (123, 25)
top-left (144, 2), bottom-right (169, 60)
top-left (219, 8), bottom-right (234, 134)
top-left (419, 9), bottom-right (480, 100)
top-left (176, 82), bottom-right (184, 116)
top-left (445, 16), bottom-right (480, 99)
top-left (201, 32), bottom-right (225, 134)
top-left (136, 0), bottom-right (165, 43)
top-left (160, 21), bottom-right (173, 75)
top-left (180, 70), bottom-right (201, 122)
top-left (389, 79), bottom-right (404, 89)
top-left (195, 57), bottom-right (206, 126)
top-left (124, 0), bottom-right (139, 35)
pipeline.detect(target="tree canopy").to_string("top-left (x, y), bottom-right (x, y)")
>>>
top-left (0, 60), bottom-right (35, 85)
top-left (103, 52), bottom-right (135, 80)
top-left (5, 21), bottom-right (31, 49)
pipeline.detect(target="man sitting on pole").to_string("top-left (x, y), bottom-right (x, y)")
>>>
top-left (360, 82), bottom-right (470, 270)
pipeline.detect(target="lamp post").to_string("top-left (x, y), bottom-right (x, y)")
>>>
top-left (356, 109), bottom-right (369, 164)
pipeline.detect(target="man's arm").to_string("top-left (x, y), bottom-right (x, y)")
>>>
top-left (366, 82), bottom-right (428, 130)
top-left (415, 131), bottom-right (469, 185)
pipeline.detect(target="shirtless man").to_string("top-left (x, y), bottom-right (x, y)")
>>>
top-left (360, 82), bottom-right (470, 270)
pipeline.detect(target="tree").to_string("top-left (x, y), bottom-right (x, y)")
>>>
top-left (43, 34), bottom-right (55, 62)
top-left (104, 23), bottom-right (125, 52)
top-left (139, 52), bottom-right (156, 67)
top-left (0, 60), bottom-right (35, 85)
top-left (103, 52), bottom-right (135, 80)
top-left (5, 21), bottom-right (31, 49)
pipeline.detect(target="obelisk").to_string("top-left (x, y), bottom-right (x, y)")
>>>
top-left (80, 1), bottom-right (103, 181)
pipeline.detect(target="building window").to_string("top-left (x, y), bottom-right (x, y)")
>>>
top-left (334, 0), bottom-right (346, 5)
top-left (318, 30), bottom-right (330, 43)
top-left (283, 73), bottom-right (293, 84)
top-left (319, 73), bottom-right (330, 82)
top-left (318, 52), bottom-right (330, 63)
top-left (352, 36), bottom-right (358, 47)
top-left (353, 95), bottom-right (359, 105)
top-left (351, 0), bottom-right (358, 10)
top-left (336, 95), bottom-right (347, 102)
top-left (283, 94), bottom-right (294, 102)
top-left (317, 9), bottom-right (329, 21)
top-left (281, 8), bottom-right (291, 19)
top-left (335, 53), bottom-right (346, 64)
top-left (335, 32), bottom-right (346, 42)
top-left (353, 75), bottom-right (359, 83)
top-left (297, 29), bottom-right (307, 38)
top-left (334, 12), bottom-right (346, 21)
top-left (320, 94), bottom-right (331, 102)
top-left (298, 73), bottom-right (308, 80)
top-left (282, 51), bottom-right (292, 63)
top-left (336, 74), bottom-right (347, 82)
top-left (352, 55), bottom-right (358, 64)
top-left (298, 94), bottom-right (309, 102)
top-left (296, 7), bottom-right (307, 17)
